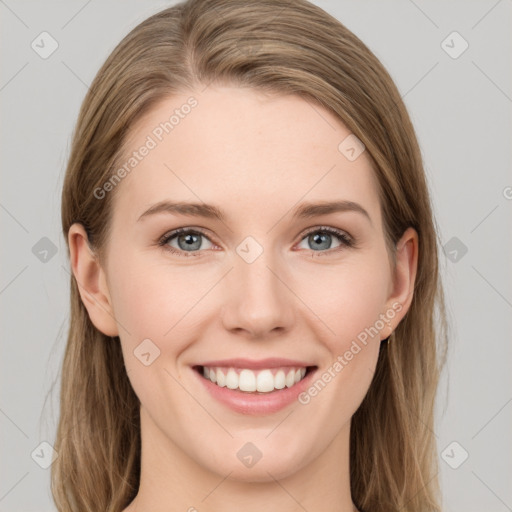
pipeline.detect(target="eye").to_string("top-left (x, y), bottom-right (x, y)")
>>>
top-left (157, 226), bottom-right (355, 258)
top-left (296, 226), bottom-right (354, 254)
top-left (158, 228), bottom-right (214, 257)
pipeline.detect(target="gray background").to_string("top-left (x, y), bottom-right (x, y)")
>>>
top-left (1, 0), bottom-right (511, 510)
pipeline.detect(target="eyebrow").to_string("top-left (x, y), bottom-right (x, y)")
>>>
top-left (137, 199), bottom-right (372, 225)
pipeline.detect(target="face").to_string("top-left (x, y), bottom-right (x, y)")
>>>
top-left (71, 85), bottom-right (417, 482)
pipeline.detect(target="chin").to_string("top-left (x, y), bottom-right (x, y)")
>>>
top-left (200, 446), bottom-right (309, 483)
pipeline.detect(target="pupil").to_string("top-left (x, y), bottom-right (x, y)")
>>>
top-left (311, 233), bottom-right (330, 250)
top-left (179, 233), bottom-right (200, 250)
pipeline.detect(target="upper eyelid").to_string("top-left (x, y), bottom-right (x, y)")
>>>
top-left (160, 225), bottom-right (353, 246)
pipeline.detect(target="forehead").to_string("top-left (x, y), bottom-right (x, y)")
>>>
top-left (111, 85), bottom-right (382, 228)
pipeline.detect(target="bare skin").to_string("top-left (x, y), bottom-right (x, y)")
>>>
top-left (68, 85), bottom-right (418, 512)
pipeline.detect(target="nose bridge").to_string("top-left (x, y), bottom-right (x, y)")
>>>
top-left (221, 238), bottom-right (295, 336)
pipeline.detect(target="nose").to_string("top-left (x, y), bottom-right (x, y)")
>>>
top-left (220, 249), bottom-right (296, 339)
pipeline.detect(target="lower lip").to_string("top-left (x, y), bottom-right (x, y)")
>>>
top-left (192, 366), bottom-right (317, 415)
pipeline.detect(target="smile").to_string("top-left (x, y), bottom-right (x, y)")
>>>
top-left (191, 358), bottom-right (318, 414)
top-left (198, 366), bottom-right (310, 393)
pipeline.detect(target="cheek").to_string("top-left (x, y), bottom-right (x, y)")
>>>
top-left (108, 252), bottom-right (208, 340)
top-left (297, 256), bottom-right (390, 344)
top-left (108, 255), bottom-right (202, 407)
top-left (109, 245), bottom-right (391, 359)
top-left (107, 252), bottom-right (225, 394)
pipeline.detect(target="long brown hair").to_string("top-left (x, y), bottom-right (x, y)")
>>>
top-left (54, 0), bottom-right (449, 510)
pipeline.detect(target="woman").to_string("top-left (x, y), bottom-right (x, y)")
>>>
top-left (53, 0), bottom-right (449, 510)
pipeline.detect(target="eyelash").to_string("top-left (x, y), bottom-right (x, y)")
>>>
top-left (157, 226), bottom-right (355, 258)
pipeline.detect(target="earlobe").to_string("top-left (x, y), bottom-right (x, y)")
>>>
top-left (383, 227), bottom-right (419, 334)
top-left (67, 223), bottom-right (119, 337)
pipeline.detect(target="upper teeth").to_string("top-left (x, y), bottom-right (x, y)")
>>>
top-left (202, 366), bottom-right (307, 393)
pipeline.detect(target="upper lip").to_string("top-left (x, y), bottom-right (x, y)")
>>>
top-left (195, 358), bottom-right (315, 369)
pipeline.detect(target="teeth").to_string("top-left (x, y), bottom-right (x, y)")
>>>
top-left (256, 369), bottom-right (273, 392)
top-left (240, 369), bottom-right (257, 392)
top-left (285, 369), bottom-right (295, 388)
top-left (200, 366), bottom-right (309, 393)
top-left (216, 368), bottom-right (226, 387)
top-left (226, 369), bottom-right (238, 390)
top-left (274, 370), bottom-right (286, 390)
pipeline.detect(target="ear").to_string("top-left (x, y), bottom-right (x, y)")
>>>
top-left (381, 226), bottom-right (419, 339)
top-left (67, 223), bottom-right (119, 337)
